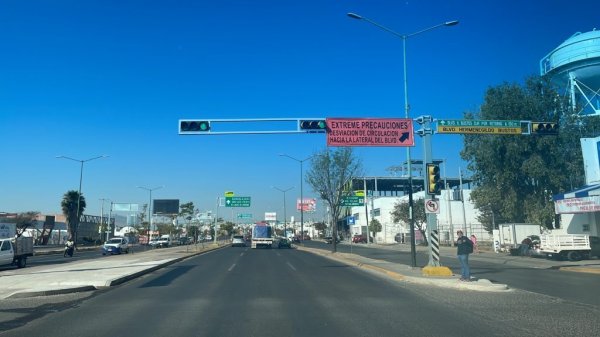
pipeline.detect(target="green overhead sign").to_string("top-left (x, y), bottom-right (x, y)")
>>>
top-left (341, 196), bottom-right (365, 207)
top-left (225, 196), bottom-right (251, 207)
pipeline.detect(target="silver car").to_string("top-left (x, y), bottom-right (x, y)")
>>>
top-left (231, 235), bottom-right (245, 247)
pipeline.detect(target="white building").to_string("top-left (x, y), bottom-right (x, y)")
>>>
top-left (348, 188), bottom-right (491, 245)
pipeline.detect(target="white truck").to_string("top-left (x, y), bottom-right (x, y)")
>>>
top-left (540, 234), bottom-right (600, 261)
top-left (0, 236), bottom-right (34, 268)
top-left (251, 222), bottom-right (273, 249)
top-left (493, 223), bottom-right (542, 252)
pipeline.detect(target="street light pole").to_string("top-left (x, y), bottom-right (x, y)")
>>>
top-left (56, 155), bottom-right (108, 243)
top-left (273, 186), bottom-right (294, 238)
top-left (138, 186), bottom-right (164, 246)
top-left (347, 13), bottom-right (458, 267)
top-left (279, 154), bottom-right (313, 244)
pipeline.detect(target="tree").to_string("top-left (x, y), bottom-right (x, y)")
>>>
top-left (306, 147), bottom-right (363, 252)
top-left (461, 76), bottom-right (600, 230)
top-left (313, 222), bottom-right (327, 233)
top-left (135, 203), bottom-right (148, 234)
top-left (368, 219), bottom-right (382, 241)
top-left (221, 221), bottom-right (234, 236)
top-left (3, 211), bottom-right (39, 237)
top-left (391, 198), bottom-right (427, 244)
top-left (61, 190), bottom-right (86, 241)
top-left (179, 201), bottom-right (195, 237)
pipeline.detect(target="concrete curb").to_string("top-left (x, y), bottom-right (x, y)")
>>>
top-left (296, 245), bottom-right (510, 292)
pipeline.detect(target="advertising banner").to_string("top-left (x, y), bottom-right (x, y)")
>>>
top-left (296, 198), bottom-right (317, 212)
top-left (555, 196), bottom-right (600, 214)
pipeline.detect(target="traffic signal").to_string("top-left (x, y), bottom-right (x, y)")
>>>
top-left (426, 163), bottom-right (442, 195)
top-left (179, 120), bottom-right (211, 133)
top-left (299, 120), bottom-right (327, 132)
top-left (531, 122), bottom-right (558, 135)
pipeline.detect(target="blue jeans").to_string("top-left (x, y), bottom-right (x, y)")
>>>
top-left (457, 254), bottom-right (470, 279)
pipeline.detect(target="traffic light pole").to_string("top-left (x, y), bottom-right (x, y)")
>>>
top-left (416, 116), bottom-right (440, 267)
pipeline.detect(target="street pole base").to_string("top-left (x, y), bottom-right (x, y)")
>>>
top-left (421, 265), bottom-right (452, 277)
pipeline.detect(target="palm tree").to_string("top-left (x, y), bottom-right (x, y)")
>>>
top-left (61, 190), bottom-right (86, 241)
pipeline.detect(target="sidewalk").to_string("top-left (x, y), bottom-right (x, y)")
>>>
top-left (0, 243), bottom-right (222, 299)
top-left (334, 241), bottom-right (600, 274)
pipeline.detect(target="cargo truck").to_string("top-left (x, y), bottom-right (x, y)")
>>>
top-left (540, 234), bottom-right (600, 261)
top-left (251, 222), bottom-right (273, 249)
top-left (0, 223), bottom-right (34, 268)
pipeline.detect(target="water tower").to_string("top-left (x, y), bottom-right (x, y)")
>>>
top-left (540, 29), bottom-right (600, 116)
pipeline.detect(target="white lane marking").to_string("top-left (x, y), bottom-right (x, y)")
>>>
top-left (228, 264), bottom-right (236, 272)
top-left (240, 252), bottom-right (244, 257)
top-left (286, 262), bottom-right (297, 271)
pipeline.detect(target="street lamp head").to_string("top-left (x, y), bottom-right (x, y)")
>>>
top-left (347, 12), bottom-right (363, 20)
top-left (445, 20), bottom-right (459, 26)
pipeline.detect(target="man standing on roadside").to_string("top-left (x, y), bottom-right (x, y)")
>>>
top-left (456, 230), bottom-right (473, 281)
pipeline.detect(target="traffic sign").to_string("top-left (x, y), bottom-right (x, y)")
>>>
top-left (425, 199), bottom-right (440, 214)
top-left (225, 196), bottom-right (251, 207)
top-left (224, 191), bottom-right (234, 197)
top-left (436, 119), bottom-right (524, 135)
top-left (237, 213), bottom-right (252, 219)
top-left (326, 118), bottom-right (414, 147)
top-left (341, 196), bottom-right (365, 207)
top-left (348, 216), bottom-right (355, 225)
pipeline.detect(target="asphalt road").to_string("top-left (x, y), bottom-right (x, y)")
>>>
top-left (304, 241), bottom-right (600, 307)
top-left (1, 246), bottom-right (599, 337)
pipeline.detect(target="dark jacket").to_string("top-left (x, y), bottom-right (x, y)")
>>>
top-left (457, 236), bottom-right (473, 255)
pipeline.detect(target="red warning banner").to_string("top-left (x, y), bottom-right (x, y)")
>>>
top-left (326, 118), bottom-right (414, 147)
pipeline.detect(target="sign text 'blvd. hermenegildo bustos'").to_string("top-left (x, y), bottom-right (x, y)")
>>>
top-left (326, 118), bottom-right (414, 147)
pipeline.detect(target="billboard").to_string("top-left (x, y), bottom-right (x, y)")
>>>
top-left (153, 199), bottom-right (180, 215)
top-left (297, 198), bottom-right (317, 212)
top-left (265, 212), bottom-right (277, 221)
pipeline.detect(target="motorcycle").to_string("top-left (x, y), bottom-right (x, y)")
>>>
top-left (64, 242), bottom-right (74, 257)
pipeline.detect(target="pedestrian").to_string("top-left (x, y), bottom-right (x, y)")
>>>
top-left (456, 230), bottom-right (473, 282)
top-left (470, 234), bottom-right (479, 253)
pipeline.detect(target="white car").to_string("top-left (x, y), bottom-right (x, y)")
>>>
top-left (231, 235), bottom-right (245, 247)
top-left (102, 237), bottom-right (130, 255)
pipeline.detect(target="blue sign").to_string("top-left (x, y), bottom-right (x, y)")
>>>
top-left (348, 216), bottom-right (355, 225)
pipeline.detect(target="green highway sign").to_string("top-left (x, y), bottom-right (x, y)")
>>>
top-left (437, 119), bottom-right (526, 135)
top-left (341, 196), bottom-right (365, 207)
top-left (437, 119), bottom-right (522, 127)
top-left (225, 196), bottom-right (251, 207)
top-left (237, 213), bottom-right (252, 219)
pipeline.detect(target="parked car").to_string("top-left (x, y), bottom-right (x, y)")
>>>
top-left (302, 234), bottom-right (311, 241)
top-left (148, 238), bottom-right (160, 247)
top-left (231, 235), bottom-right (245, 247)
top-left (325, 236), bottom-right (340, 244)
top-left (292, 236), bottom-right (301, 243)
top-left (102, 237), bottom-right (130, 255)
top-left (178, 237), bottom-right (192, 245)
top-left (278, 238), bottom-right (292, 249)
top-left (352, 235), bottom-right (372, 243)
top-left (352, 235), bottom-right (366, 243)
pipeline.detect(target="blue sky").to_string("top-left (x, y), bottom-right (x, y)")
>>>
top-left (1, 0), bottom-right (599, 222)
